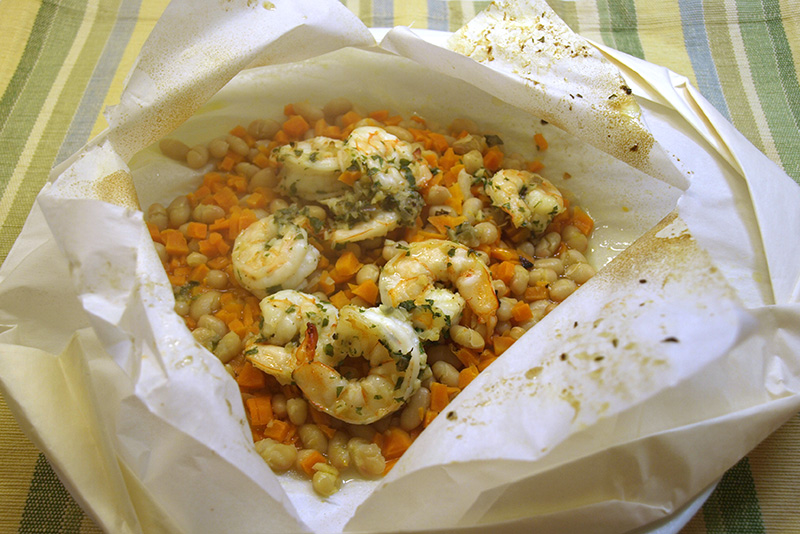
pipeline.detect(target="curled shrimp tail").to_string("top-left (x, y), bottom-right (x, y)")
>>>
top-left (296, 322), bottom-right (319, 365)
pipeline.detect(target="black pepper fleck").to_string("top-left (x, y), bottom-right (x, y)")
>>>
top-left (662, 337), bottom-right (680, 343)
top-left (446, 411), bottom-right (457, 421)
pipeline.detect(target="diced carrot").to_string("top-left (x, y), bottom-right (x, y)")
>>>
top-left (338, 170), bottom-right (361, 186)
top-left (213, 187), bottom-right (239, 211)
top-left (490, 261), bottom-right (516, 285)
top-left (340, 110), bottom-right (362, 128)
top-left (207, 256), bottom-right (229, 270)
top-left (272, 129), bottom-right (289, 145)
top-left (477, 355), bottom-right (497, 372)
top-left (429, 382), bottom-right (450, 413)
top-left (146, 222), bottom-right (162, 243)
top-left (162, 230), bottom-right (189, 256)
top-left (381, 427), bottom-right (413, 460)
top-left (252, 152), bottom-right (271, 169)
top-left (454, 348), bottom-right (479, 368)
top-left (444, 182), bottom-right (464, 214)
top-left (185, 222), bottom-right (208, 240)
top-left (329, 290), bottom-right (350, 309)
top-left (246, 396), bottom-right (273, 426)
top-left (524, 285), bottom-right (549, 301)
top-left (572, 206), bottom-right (594, 236)
top-left (368, 109), bottom-right (390, 122)
top-left (511, 300), bottom-right (534, 323)
top-left (384, 115), bottom-right (403, 126)
top-left (283, 103), bottom-right (295, 116)
top-left (218, 155), bottom-right (236, 172)
top-left (427, 214), bottom-right (467, 235)
top-left (527, 159), bottom-right (545, 173)
top-left (298, 450), bottom-right (327, 477)
top-left (492, 335), bottom-right (516, 356)
top-left (189, 263), bottom-right (210, 283)
top-left (227, 174), bottom-right (248, 193)
top-left (490, 247), bottom-right (520, 262)
top-left (331, 251), bottom-right (362, 282)
top-left (282, 115), bottom-right (310, 139)
top-left (236, 361), bottom-right (266, 389)
top-left (318, 270), bottom-right (336, 295)
top-left (458, 365), bottom-right (479, 390)
top-left (228, 319), bottom-right (247, 339)
top-left (423, 409), bottom-right (438, 427)
top-left (262, 419), bottom-right (292, 442)
top-left (351, 279), bottom-right (379, 305)
top-left (483, 146), bottom-right (504, 171)
top-left (244, 191), bottom-right (268, 210)
top-left (438, 147), bottom-right (459, 171)
top-left (534, 132), bottom-right (548, 151)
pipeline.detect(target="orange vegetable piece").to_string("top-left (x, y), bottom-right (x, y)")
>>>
top-left (527, 159), bottom-right (545, 173)
top-left (524, 285), bottom-right (549, 301)
top-left (454, 348), bottom-right (480, 368)
top-left (185, 222), bottom-right (208, 240)
top-left (341, 110), bottom-right (362, 127)
top-left (490, 261), bottom-right (516, 285)
top-left (368, 109), bottom-right (390, 122)
top-left (492, 335), bottom-right (516, 356)
top-left (338, 170), bottom-right (361, 186)
top-left (427, 214), bottom-right (467, 235)
top-left (298, 450), bottom-right (327, 477)
top-left (511, 300), bottom-right (534, 323)
top-left (429, 382), bottom-right (450, 413)
top-left (351, 279), bottom-right (379, 305)
top-left (329, 290), bottom-right (350, 309)
top-left (572, 207), bottom-right (594, 236)
top-left (246, 396), bottom-right (274, 426)
top-left (331, 251), bottom-right (362, 282)
top-left (458, 365), bottom-right (479, 390)
top-left (282, 114), bottom-right (310, 139)
top-left (162, 230), bottom-right (189, 256)
top-left (483, 146), bottom-right (504, 172)
top-left (262, 419), bottom-right (292, 443)
top-left (236, 361), bottom-right (266, 389)
top-left (382, 427), bottom-right (413, 460)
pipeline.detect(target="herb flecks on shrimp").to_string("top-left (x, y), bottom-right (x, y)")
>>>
top-left (148, 99), bottom-right (597, 497)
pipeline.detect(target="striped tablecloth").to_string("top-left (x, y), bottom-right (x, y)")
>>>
top-left (1, 1), bottom-right (798, 532)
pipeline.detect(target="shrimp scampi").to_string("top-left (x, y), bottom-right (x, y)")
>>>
top-left (379, 239), bottom-right (499, 338)
top-left (153, 99), bottom-right (597, 497)
top-left (487, 169), bottom-right (565, 235)
top-left (231, 212), bottom-right (320, 298)
top-left (292, 305), bottom-right (427, 425)
top-left (245, 290), bottom-right (338, 384)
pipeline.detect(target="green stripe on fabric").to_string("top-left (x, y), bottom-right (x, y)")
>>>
top-left (18, 454), bottom-right (86, 534)
top-left (0, 1), bottom-right (57, 135)
top-left (704, 1), bottom-right (766, 154)
top-left (701, 457), bottom-right (765, 533)
top-left (606, 0), bottom-right (645, 59)
top-left (0, 0), bottom-right (86, 195)
top-left (760, 0), bottom-right (800, 181)
top-left (596, 0), bottom-right (619, 49)
top-left (738, 0), bottom-right (800, 181)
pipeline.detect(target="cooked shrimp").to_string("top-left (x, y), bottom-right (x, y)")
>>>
top-left (272, 137), bottom-right (350, 200)
top-left (379, 239), bottom-right (498, 338)
top-left (344, 126), bottom-right (432, 192)
top-left (245, 290), bottom-right (339, 384)
top-left (486, 169), bottom-right (565, 235)
top-left (231, 213), bottom-right (320, 298)
top-left (326, 210), bottom-right (399, 244)
top-left (292, 305), bottom-right (426, 424)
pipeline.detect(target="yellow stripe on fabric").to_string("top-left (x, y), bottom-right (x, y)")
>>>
top-left (0, 0), bottom-right (100, 227)
top-left (0, 396), bottom-right (41, 534)
top-left (89, 0), bottom-right (171, 138)
top-left (0, 0), bottom-right (41, 99)
top-left (394, 0), bottom-right (427, 29)
top-left (633, 0), bottom-right (697, 87)
top-left (572, 1), bottom-right (603, 44)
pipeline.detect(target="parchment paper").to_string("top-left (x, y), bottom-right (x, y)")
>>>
top-left (1, 1), bottom-right (798, 533)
